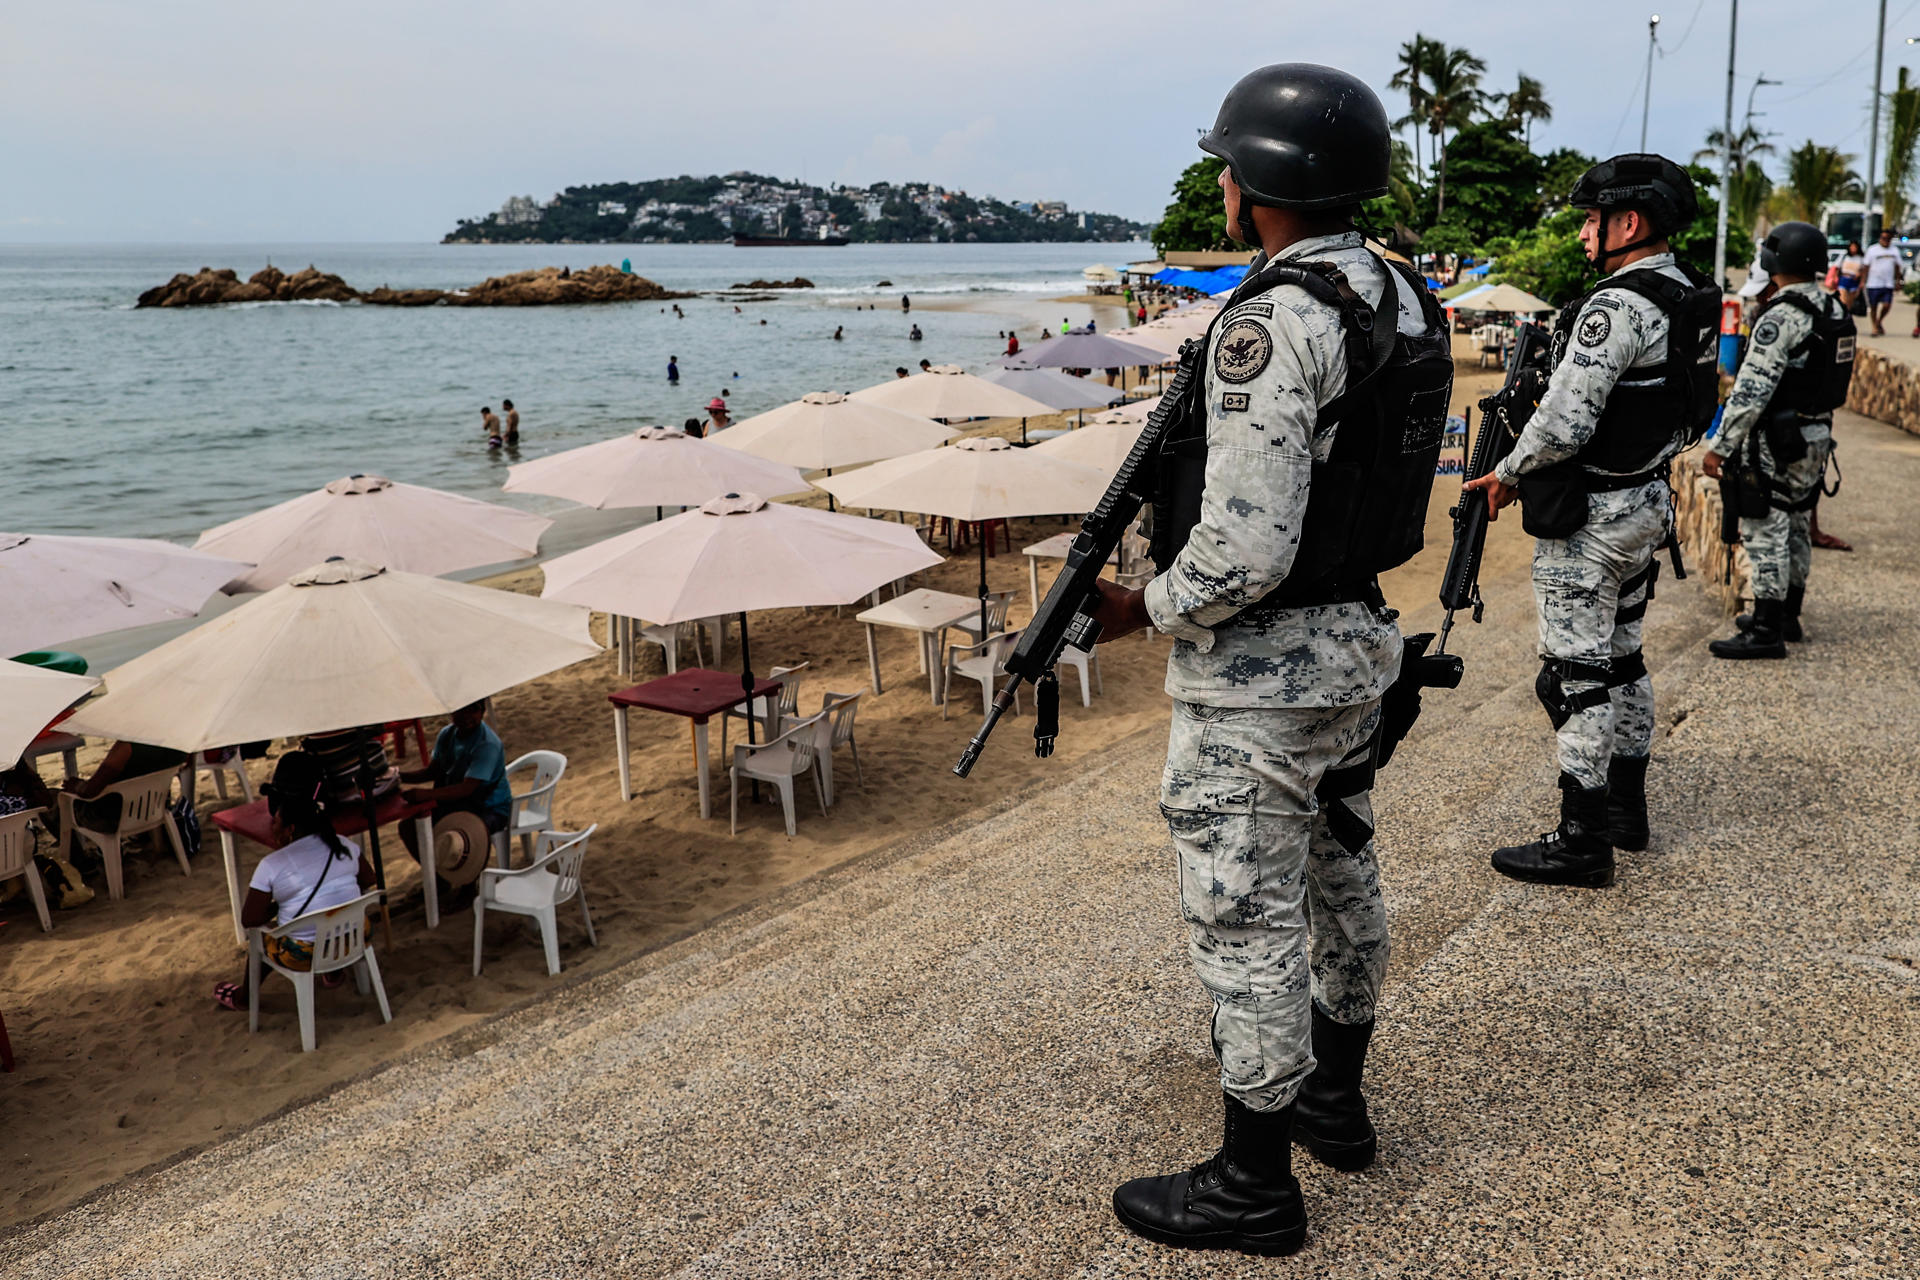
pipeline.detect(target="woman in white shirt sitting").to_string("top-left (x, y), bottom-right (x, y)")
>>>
top-left (213, 751), bottom-right (376, 1010)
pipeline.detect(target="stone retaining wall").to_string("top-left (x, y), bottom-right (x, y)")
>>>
top-left (1845, 346), bottom-right (1920, 436)
top-left (1670, 448), bottom-right (1748, 615)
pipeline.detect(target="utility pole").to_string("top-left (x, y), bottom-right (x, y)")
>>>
top-left (1866, 0), bottom-right (1888, 239)
top-left (1641, 14), bottom-right (1661, 151)
top-left (1714, 0), bottom-right (1738, 289)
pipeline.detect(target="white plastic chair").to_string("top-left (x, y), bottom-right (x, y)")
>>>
top-left (58, 769), bottom-right (190, 900)
top-left (248, 891), bottom-right (392, 1052)
top-left (472, 825), bottom-right (599, 977)
top-left (943, 631), bottom-right (1023, 720)
top-left (1057, 643), bottom-right (1103, 707)
top-left (730, 711), bottom-right (829, 838)
top-left (0, 808), bottom-right (51, 933)
top-left (816, 691), bottom-right (865, 809)
top-left (944, 590), bottom-right (1016, 648)
top-left (189, 747), bottom-right (254, 804)
top-left (494, 750), bottom-right (566, 867)
top-left (721, 663), bottom-right (808, 759)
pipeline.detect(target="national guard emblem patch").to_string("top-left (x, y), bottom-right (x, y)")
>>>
top-left (1752, 319), bottom-right (1781, 347)
top-left (1576, 309), bottom-right (1612, 347)
top-left (1214, 319), bottom-right (1273, 384)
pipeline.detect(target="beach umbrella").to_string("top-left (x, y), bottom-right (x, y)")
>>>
top-left (2, 660), bottom-right (99, 769)
top-left (978, 366), bottom-right (1123, 440)
top-left (1082, 263), bottom-right (1119, 284)
top-left (1031, 419), bottom-right (1146, 475)
top-left (713, 391), bottom-right (958, 474)
top-left (1086, 394), bottom-right (1163, 427)
top-left (1460, 282), bottom-right (1555, 315)
top-left (502, 426), bottom-right (808, 511)
top-left (194, 474), bottom-right (554, 593)
top-left (814, 437), bottom-right (1108, 637)
top-left (541, 494), bottom-right (942, 761)
top-left (849, 364), bottom-right (1057, 422)
top-left (1014, 331), bottom-right (1165, 375)
top-left (0, 532), bottom-right (251, 656)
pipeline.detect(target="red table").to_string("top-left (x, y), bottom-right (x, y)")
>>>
top-left (610, 668), bottom-right (781, 817)
top-left (213, 791), bottom-right (437, 944)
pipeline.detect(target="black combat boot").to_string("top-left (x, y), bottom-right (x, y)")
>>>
top-left (1111, 1095), bottom-right (1308, 1256)
top-left (1491, 773), bottom-right (1615, 888)
top-left (1292, 1005), bottom-right (1377, 1171)
top-left (1736, 585), bottom-right (1805, 642)
top-left (1711, 598), bottom-right (1788, 659)
top-left (1605, 754), bottom-right (1651, 853)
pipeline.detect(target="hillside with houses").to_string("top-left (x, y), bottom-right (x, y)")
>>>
top-left (443, 172), bottom-right (1148, 244)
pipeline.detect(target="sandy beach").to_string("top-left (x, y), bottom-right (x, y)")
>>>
top-left (0, 359), bottom-right (1511, 1228)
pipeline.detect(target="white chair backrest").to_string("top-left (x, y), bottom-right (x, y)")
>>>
top-left (770, 663), bottom-right (809, 716)
top-left (104, 769), bottom-right (178, 834)
top-left (989, 630), bottom-right (1023, 668)
top-left (822, 692), bottom-right (862, 748)
top-left (985, 592), bottom-right (1013, 631)
top-left (0, 808), bottom-right (43, 877)
top-left (271, 890), bottom-right (379, 972)
top-left (776, 711), bottom-right (827, 771)
top-left (507, 750), bottom-right (567, 798)
top-left (531, 824), bottom-right (596, 900)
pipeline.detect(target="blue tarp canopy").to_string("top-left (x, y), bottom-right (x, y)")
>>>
top-left (1153, 263), bottom-right (1251, 292)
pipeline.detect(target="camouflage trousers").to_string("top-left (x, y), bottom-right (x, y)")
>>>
top-left (1532, 483), bottom-right (1671, 791)
top-left (1741, 437), bottom-right (1832, 602)
top-left (1159, 698), bottom-right (1388, 1114)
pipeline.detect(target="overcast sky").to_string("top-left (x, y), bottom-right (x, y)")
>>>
top-left (0, 0), bottom-right (1904, 242)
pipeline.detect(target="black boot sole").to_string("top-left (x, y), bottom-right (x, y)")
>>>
top-left (1608, 831), bottom-right (1649, 853)
top-left (1293, 1127), bottom-right (1377, 1171)
top-left (1111, 1194), bottom-right (1307, 1257)
top-left (1707, 644), bottom-right (1787, 660)
top-left (1490, 854), bottom-right (1616, 888)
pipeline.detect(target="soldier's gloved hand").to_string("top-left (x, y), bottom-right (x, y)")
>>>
top-left (1088, 577), bottom-right (1151, 643)
top-left (1462, 472), bottom-right (1519, 521)
top-left (1701, 450), bottom-right (1724, 479)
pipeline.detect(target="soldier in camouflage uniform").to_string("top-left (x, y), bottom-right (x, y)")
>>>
top-left (1464, 154), bottom-right (1711, 888)
top-left (1087, 64), bottom-right (1447, 1257)
top-left (1703, 221), bottom-right (1848, 658)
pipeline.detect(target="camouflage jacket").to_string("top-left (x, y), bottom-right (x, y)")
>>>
top-left (1142, 230), bottom-right (1421, 708)
top-left (1493, 251), bottom-right (1690, 486)
top-left (1708, 280), bottom-right (1833, 460)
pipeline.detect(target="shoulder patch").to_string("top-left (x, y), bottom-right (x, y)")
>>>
top-left (1222, 300), bottom-right (1275, 322)
top-left (1221, 391), bottom-right (1250, 412)
top-left (1214, 318), bottom-right (1274, 384)
top-left (1752, 319), bottom-right (1781, 346)
top-left (1576, 309), bottom-right (1612, 347)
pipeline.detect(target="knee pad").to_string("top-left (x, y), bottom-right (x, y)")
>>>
top-left (1609, 650), bottom-right (1647, 688)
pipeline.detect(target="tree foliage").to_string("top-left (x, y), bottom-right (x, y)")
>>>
top-left (1436, 121), bottom-right (1545, 244)
top-left (1883, 67), bottom-right (1920, 229)
top-left (1771, 141), bottom-right (1860, 223)
top-left (1153, 157), bottom-right (1231, 255)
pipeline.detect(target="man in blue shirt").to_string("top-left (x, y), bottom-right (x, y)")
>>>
top-left (398, 700), bottom-right (512, 874)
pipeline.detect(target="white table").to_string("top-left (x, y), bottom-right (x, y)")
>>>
top-left (21, 731), bottom-right (83, 785)
top-left (1022, 533), bottom-right (1117, 612)
top-left (855, 588), bottom-right (985, 702)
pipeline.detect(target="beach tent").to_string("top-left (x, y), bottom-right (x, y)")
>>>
top-left (194, 474), bottom-right (553, 594)
top-left (2, 660), bottom-right (98, 769)
top-left (815, 437), bottom-right (1108, 638)
top-left (503, 427), bottom-right (808, 510)
top-left (714, 392), bottom-right (956, 473)
top-left (849, 364), bottom-right (1056, 422)
top-left (1457, 282), bottom-right (1555, 315)
top-left (0, 532), bottom-right (250, 656)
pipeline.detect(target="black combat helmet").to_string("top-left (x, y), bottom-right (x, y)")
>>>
top-left (1568, 154), bottom-right (1698, 263)
top-left (1759, 221), bottom-right (1829, 277)
top-left (1200, 63), bottom-right (1391, 211)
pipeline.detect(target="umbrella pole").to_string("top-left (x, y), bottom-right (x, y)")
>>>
top-left (978, 537), bottom-right (990, 640)
top-left (738, 610), bottom-right (762, 803)
top-left (826, 469), bottom-right (836, 512)
top-left (1020, 417), bottom-right (1028, 445)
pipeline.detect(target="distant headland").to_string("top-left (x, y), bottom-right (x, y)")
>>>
top-left (136, 264), bottom-right (693, 308)
top-left (442, 172), bottom-right (1150, 245)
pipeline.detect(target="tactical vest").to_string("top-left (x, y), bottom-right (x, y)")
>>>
top-left (1550, 264), bottom-right (1722, 473)
top-left (1758, 290), bottom-right (1856, 415)
top-left (1149, 254), bottom-right (1454, 611)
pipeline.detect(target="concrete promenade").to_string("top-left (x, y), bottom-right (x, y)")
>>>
top-left (4, 412), bottom-right (1917, 1278)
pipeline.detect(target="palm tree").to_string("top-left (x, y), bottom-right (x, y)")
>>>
top-left (1388, 35), bottom-right (1439, 182)
top-left (1883, 67), bottom-right (1920, 230)
top-left (1694, 122), bottom-right (1775, 172)
top-left (1424, 44), bottom-right (1490, 217)
top-left (1499, 73), bottom-right (1553, 150)
top-left (1773, 141), bottom-right (1859, 223)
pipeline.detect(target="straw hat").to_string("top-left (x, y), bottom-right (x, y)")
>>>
top-left (430, 810), bottom-right (493, 887)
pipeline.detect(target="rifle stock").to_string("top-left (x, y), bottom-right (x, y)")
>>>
top-left (953, 337), bottom-right (1205, 777)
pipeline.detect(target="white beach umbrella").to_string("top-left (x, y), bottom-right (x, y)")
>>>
top-left (1031, 420), bottom-right (1147, 475)
top-left (66, 559), bottom-right (600, 753)
top-left (0, 532), bottom-right (252, 656)
top-left (1013, 331), bottom-right (1166, 374)
top-left (978, 366), bottom-right (1124, 441)
top-left (1087, 394), bottom-right (1163, 427)
top-left (848, 364), bottom-right (1057, 422)
top-left (194, 474), bottom-right (553, 593)
top-left (502, 426), bottom-right (808, 510)
top-left (813, 438), bottom-right (1108, 635)
top-left (2, 661), bottom-right (99, 769)
top-left (713, 392), bottom-right (958, 472)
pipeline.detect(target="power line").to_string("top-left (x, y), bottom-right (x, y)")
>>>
top-left (1608, 55), bottom-right (1651, 152)
top-left (1656, 0), bottom-right (1709, 59)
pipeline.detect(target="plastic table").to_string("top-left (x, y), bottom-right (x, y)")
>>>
top-left (1021, 533), bottom-right (1117, 612)
top-left (21, 730), bottom-right (84, 786)
top-left (212, 792), bottom-right (436, 944)
top-left (854, 588), bottom-right (983, 702)
top-left (609, 668), bottom-right (782, 817)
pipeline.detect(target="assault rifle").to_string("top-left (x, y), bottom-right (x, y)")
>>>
top-left (952, 337), bottom-right (1206, 777)
top-left (1435, 321), bottom-right (1552, 654)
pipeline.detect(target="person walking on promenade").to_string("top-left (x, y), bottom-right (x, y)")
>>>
top-left (1464, 154), bottom-right (1719, 886)
top-left (1087, 62), bottom-right (1451, 1257)
top-left (1863, 228), bottom-right (1903, 336)
top-left (1702, 221), bottom-right (1851, 657)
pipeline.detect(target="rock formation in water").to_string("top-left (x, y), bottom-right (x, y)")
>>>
top-left (728, 277), bottom-right (814, 290)
top-left (137, 263), bottom-right (692, 308)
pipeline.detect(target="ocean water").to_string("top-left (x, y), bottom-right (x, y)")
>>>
top-left (2, 241), bottom-right (1152, 545)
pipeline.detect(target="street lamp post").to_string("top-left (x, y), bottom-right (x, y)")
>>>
top-left (1641, 14), bottom-right (1662, 151)
top-left (1714, 0), bottom-right (1738, 289)
top-left (1867, 0), bottom-right (1888, 239)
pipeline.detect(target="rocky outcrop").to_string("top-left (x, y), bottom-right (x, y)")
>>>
top-left (1843, 346), bottom-right (1920, 437)
top-left (136, 265), bottom-right (356, 308)
top-left (137, 263), bottom-right (691, 308)
top-left (728, 277), bottom-right (813, 289)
